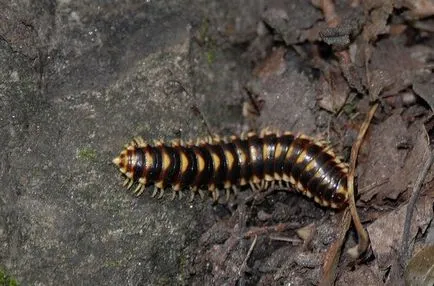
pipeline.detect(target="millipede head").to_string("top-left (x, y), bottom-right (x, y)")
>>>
top-left (113, 148), bottom-right (130, 177)
top-left (113, 150), bottom-right (125, 165)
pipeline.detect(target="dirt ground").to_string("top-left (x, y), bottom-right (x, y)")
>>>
top-left (1, 0), bottom-right (433, 285)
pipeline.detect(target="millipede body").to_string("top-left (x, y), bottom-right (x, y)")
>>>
top-left (113, 130), bottom-right (350, 209)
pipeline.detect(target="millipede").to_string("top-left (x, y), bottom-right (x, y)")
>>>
top-left (113, 129), bottom-right (349, 209)
top-left (113, 129), bottom-right (369, 257)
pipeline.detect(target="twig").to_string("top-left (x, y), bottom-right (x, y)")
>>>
top-left (269, 236), bottom-right (303, 244)
top-left (400, 139), bottom-right (433, 267)
top-left (316, 0), bottom-right (376, 261)
top-left (238, 235), bottom-right (257, 276)
top-left (320, 209), bottom-right (352, 286)
top-left (190, 104), bottom-right (213, 138)
top-left (347, 102), bottom-right (378, 258)
top-left (358, 178), bottom-right (390, 194)
top-left (320, 104), bottom-right (378, 284)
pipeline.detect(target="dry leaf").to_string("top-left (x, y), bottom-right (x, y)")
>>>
top-left (405, 246), bottom-right (434, 285)
top-left (367, 199), bottom-right (433, 269)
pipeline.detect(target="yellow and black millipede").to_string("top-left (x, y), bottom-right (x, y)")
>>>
top-left (112, 130), bottom-right (350, 210)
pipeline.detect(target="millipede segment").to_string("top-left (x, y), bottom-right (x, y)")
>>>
top-left (113, 130), bottom-right (349, 208)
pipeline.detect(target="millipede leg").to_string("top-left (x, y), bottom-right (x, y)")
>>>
top-left (136, 186), bottom-right (145, 196)
top-left (198, 189), bottom-right (205, 200)
top-left (189, 191), bottom-right (195, 202)
top-left (170, 190), bottom-right (177, 200)
top-left (231, 186), bottom-right (239, 196)
top-left (212, 190), bottom-right (219, 202)
top-left (249, 182), bottom-right (258, 192)
top-left (255, 183), bottom-right (263, 191)
top-left (134, 184), bottom-right (145, 196)
top-left (157, 188), bottom-right (165, 199)
top-left (133, 185), bottom-right (139, 193)
top-left (133, 136), bottom-right (147, 147)
top-left (151, 187), bottom-right (159, 198)
top-left (123, 178), bottom-right (130, 187)
top-left (225, 188), bottom-right (231, 202)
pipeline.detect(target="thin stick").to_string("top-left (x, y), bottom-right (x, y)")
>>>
top-left (238, 235), bottom-right (257, 276)
top-left (400, 142), bottom-right (433, 267)
top-left (320, 209), bottom-right (352, 286)
top-left (347, 102), bottom-right (378, 258)
top-left (269, 236), bottom-right (303, 244)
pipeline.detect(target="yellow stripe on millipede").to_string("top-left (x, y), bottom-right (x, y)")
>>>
top-left (211, 152), bottom-right (221, 171)
top-left (180, 151), bottom-right (188, 174)
top-left (161, 150), bottom-right (171, 173)
top-left (224, 150), bottom-right (234, 172)
top-left (145, 149), bottom-right (153, 170)
top-left (197, 153), bottom-right (205, 173)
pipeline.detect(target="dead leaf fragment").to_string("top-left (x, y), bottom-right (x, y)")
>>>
top-left (317, 66), bottom-right (350, 113)
top-left (368, 38), bottom-right (428, 99)
top-left (413, 74), bottom-right (434, 112)
top-left (367, 199), bottom-right (433, 269)
top-left (399, 0), bottom-right (434, 19)
top-left (362, 0), bottom-right (393, 41)
top-left (252, 47), bottom-right (287, 79)
top-left (405, 245), bottom-right (434, 286)
top-left (358, 113), bottom-right (421, 203)
top-left (262, 0), bottom-right (322, 45)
